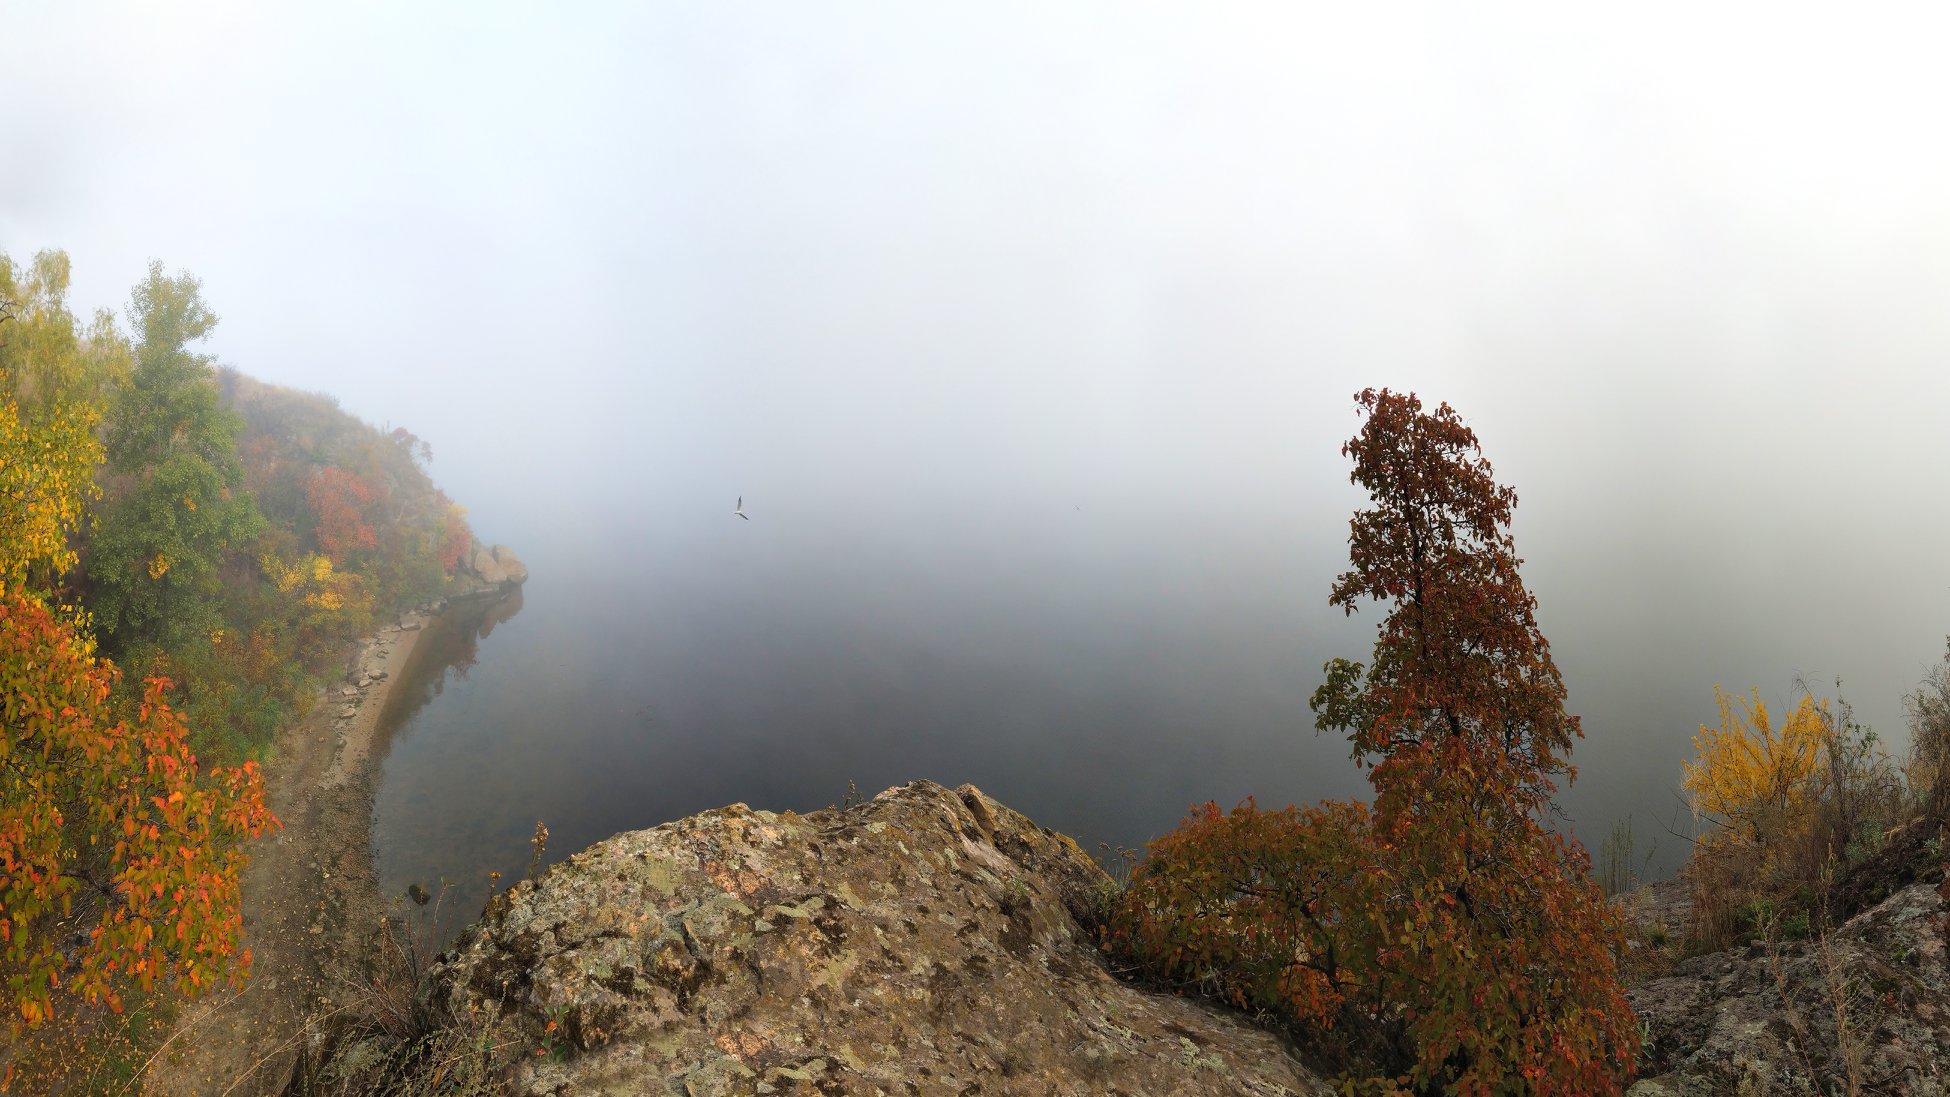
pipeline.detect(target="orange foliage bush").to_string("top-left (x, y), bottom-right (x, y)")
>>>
top-left (0, 585), bottom-right (277, 1022)
top-left (1105, 798), bottom-right (1374, 1029)
top-left (1361, 743), bottom-right (1636, 1093)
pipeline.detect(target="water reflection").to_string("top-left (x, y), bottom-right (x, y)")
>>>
top-left (370, 588), bottom-right (524, 765)
top-left (369, 587), bottom-right (527, 923)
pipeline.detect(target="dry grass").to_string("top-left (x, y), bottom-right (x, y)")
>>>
top-left (279, 887), bottom-right (519, 1097)
top-left (1758, 903), bottom-right (1866, 1097)
top-left (1682, 838), bottom-right (1760, 953)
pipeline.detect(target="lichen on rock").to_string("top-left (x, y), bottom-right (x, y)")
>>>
top-left (1628, 875), bottom-right (1950, 1095)
top-left (425, 780), bottom-right (1328, 1096)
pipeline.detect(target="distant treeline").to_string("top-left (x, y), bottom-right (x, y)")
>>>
top-left (0, 248), bottom-right (485, 1048)
top-left (2, 248), bottom-right (475, 758)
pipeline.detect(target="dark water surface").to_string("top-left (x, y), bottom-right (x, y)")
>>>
top-left (370, 497), bottom-right (1941, 927)
top-left (372, 509), bottom-right (1376, 925)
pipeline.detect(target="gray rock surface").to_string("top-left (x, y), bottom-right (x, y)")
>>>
top-left (466, 543), bottom-right (528, 587)
top-left (490, 543), bottom-right (529, 585)
top-left (471, 548), bottom-right (509, 584)
top-left (1628, 876), bottom-right (1950, 1095)
top-left (427, 780), bottom-right (1328, 1096)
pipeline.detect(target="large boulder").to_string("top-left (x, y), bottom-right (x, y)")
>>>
top-left (470, 548), bottom-right (509, 584)
top-left (428, 780), bottom-right (1329, 1096)
top-left (467, 543), bottom-right (528, 586)
top-left (490, 543), bottom-right (528, 584)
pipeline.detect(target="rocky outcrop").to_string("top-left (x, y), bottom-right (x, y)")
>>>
top-left (425, 781), bottom-right (1328, 1096)
top-left (1628, 877), bottom-right (1950, 1095)
top-left (467, 543), bottom-right (528, 586)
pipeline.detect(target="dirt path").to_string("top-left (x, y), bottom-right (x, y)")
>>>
top-left (141, 611), bottom-right (444, 1097)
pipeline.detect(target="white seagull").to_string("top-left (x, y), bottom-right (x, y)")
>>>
top-left (734, 496), bottom-right (749, 520)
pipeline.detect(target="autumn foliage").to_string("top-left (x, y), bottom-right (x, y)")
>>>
top-left (307, 465), bottom-right (381, 565)
top-left (1676, 682), bottom-right (1903, 950)
top-left (1108, 799), bottom-right (1375, 1031)
top-left (1684, 686), bottom-right (1828, 853)
top-left (0, 584), bottom-right (276, 1023)
top-left (1107, 390), bottom-right (1636, 1093)
top-left (0, 383), bottom-right (100, 591)
top-left (0, 250), bottom-right (465, 1034)
top-left (0, 249), bottom-right (474, 1070)
top-left (437, 501), bottom-right (472, 574)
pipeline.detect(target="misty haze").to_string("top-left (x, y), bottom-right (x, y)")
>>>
top-left (8, 4), bottom-right (1950, 1093)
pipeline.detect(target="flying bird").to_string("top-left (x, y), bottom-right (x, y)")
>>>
top-left (734, 496), bottom-right (749, 521)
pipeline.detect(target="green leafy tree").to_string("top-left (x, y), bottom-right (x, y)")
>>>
top-left (90, 263), bottom-right (263, 654)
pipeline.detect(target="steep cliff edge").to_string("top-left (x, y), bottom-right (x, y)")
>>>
top-left (407, 781), bottom-right (1328, 1096)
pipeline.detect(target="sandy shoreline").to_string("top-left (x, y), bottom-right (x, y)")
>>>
top-left (144, 585), bottom-right (511, 1096)
top-left (323, 609), bottom-right (434, 788)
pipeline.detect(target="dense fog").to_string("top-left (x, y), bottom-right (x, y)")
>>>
top-left (10, 4), bottom-right (1950, 880)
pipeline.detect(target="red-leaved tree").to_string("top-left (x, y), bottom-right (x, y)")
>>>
top-left (0, 585), bottom-right (277, 1022)
top-left (1319, 389), bottom-right (1636, 1091)
top-left (306, 465), bottom-right (379, 565)
top-left (1108, 390), bottom-right (1636, 1093)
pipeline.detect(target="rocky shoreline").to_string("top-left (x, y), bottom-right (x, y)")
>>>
top-left (144, 550), bottom-right (526, 1096)
top-left (321, 566), bottom-right (519, 791)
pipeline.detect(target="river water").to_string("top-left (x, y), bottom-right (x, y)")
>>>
top-left (368, 498), bottom-right (1942, 929)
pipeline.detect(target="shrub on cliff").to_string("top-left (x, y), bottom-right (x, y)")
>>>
top-left (1677, 676), bottom-right (1907, 951)
top-left (1107, 799), bottom-right (1375, 1033)
top-left (1907, 651), bottom-right (1950, 817)
top-left (1108, 390), bottom-right (1637, 1094)
top-left (0, 583), bottom-right (276, 1024)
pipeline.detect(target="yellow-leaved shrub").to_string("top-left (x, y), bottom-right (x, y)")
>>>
top-left (1683, 686), bottom-right (1828, 857)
